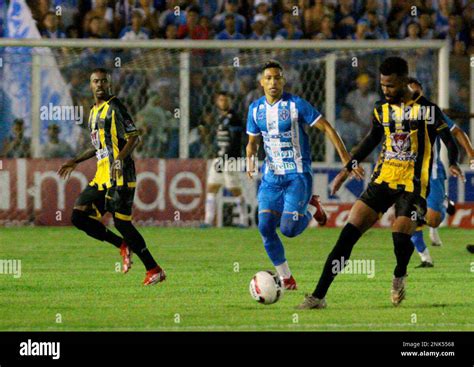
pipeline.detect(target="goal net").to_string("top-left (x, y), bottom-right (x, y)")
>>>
top-left (0, 40), bottom-right (450, 227)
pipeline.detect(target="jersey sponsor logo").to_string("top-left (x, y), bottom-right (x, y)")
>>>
top-left (95, 148), bottom-right (109, 161)
top-left (90, 130), bottom-right (100, 149)
top-left (279, 108), bottom-right (290, 121)
top-left (385, 132), bottom-right (417, 162)
top-left (268, 161), bottom-right (296, 172)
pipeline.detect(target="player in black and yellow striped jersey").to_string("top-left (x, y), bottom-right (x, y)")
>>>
top-left (298, 57), bottom-right (465, 310)
top-left (58, 68), bottom-right (165, 286)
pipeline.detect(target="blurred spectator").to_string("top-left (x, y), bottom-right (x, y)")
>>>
top-left (158, 0), bottom-right (186, 32)
top-left (345, 73), bottom-right (378, 130)
top-left (165, 24), bottom-right (178, 39)
top-left (304, 0), bottom-right (333, 36)
top-left (274, 0), bottom-right (302, 30)
top-left (197, 0), bottom-right (220, 19)
top-left (352, 19), bottom-right (370, 40)
top-left (41, 124), bottom-right (74, 158)
top-left (335, 104), bottom-right (364, 153)
top-left (1, 119), bottom-right (31, 158)
top-left (334, 0), bottom-right (357, 39)
top-left (248, 15), bottom-right (271, 40)
top-left (434, 0), bottom-right (453, 38)
top-left (312, 15), bottom-right (336, 40)
top-left (215, 14), bottom-right (245, 40)
top-left (66, 25), bottom-right (80, 38)
top-left (364, 10), bottom-right (389, 39)
top-left (419, 13), bottom-right (435, 39)
top-left (177, 6), bottom-right (209, 39)
top-left (135, 94), bottom-right (179, 158)
top-left (275, 12), bottom-right (303, 40)
top-left (119, 10), bottom-right (151, 40)
top-left (83, 0), bottom-right (114, 37)
top-left (41, 11), bottom-right (66, 39)
top-left (213, 0), bottom-right (247, 34)
top-left (405, 21), bottom-right (421, 40)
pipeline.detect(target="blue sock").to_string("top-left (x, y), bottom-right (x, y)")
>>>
top-left (258, 212), bottom-right (286, 266)
top-left (411, 229), bottom-right (426, 253)
top-left (440, 207), bottom-right (446, 222)
top-left (280, 211), bottom-right (311, 238)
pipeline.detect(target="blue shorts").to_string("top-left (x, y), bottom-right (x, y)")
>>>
top-left (427, 176), bottom-right (446, 213)
top-left (257, 172), bottom-right (313, 215)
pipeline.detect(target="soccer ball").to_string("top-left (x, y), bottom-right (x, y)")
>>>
top-left (249, 271), bottom-right (283, 305)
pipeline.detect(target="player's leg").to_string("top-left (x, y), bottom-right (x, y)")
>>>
top-left (298, 183), bottom-right (388, 309)
top-left (203, 159), bottom-right (224, 227)
top-left (257, 176), bottom-right (293, 287)
top-left (107, 186), bottom-right (165, 285)
top-left (280, 173), bottom-right (314, 238)
top-left (71, 185), bottom-right (123, 248)
top-left (425, 176), bottom-right (447, 246)
top-left (390, 193), bottom-right (424, 306)
top-left (228, 185), bottom-right (247, 228)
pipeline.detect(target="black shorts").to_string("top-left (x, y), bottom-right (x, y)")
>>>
top-left (75, 184), bottom-right (135, 221)
top-left (359, 182), bottom-right (427, 220)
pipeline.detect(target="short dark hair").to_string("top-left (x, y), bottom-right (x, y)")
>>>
top-left (379, 57), bottom-right (409, 77)
top-left (261, 60), bottom-right (283, 73)
top-left (407, 77), bottom-right (422, 88)
top-left (91, 68), bottom-right (109, 76)
top-left (216, 90), bottom-right (232, 98)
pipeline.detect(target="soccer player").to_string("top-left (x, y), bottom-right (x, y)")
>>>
top-left (57, 68), bottom-right (166, 286)
top-left (246, 60), bottom-right (363, 290)
top-left (407, 78), bottom-right (474, 267)
top-left (297, 57), bottom-right (464, 309)
top-left (200, 91), bottom-right (246, 228)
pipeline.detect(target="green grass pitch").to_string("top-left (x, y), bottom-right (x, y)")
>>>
top-left (0, 226), bottom-right (473, 331)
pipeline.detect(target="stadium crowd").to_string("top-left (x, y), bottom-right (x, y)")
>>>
top-left (0, 0), bottom-right (473, 161)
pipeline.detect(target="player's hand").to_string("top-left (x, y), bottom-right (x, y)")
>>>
top-left (331, 168), bottom-right (350, 195)
top-left (449, 164), bottom-right (465, 182)
top-left (57, 160), bottom-right (77, 180)
top-left (350, 165), bottom-right (365, 181)
top-left (111, 159), bottom-right (123, 181)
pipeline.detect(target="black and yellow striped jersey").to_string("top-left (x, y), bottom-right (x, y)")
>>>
top-left (370, 93), bottom-right (449, 198)
top-left (88, 96), bottom-right (139, 190)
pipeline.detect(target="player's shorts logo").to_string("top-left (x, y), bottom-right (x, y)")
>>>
top-left (279, 108), bottom-right (290, 121)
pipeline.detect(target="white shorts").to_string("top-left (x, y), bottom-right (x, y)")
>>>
top-left (207, 158), bottom-right (242, 189)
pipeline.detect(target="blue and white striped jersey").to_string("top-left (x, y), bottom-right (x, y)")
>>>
top-left (246, 92), bottom-right (321, 175)
top-left (432, 112), bottom-right (456, 180)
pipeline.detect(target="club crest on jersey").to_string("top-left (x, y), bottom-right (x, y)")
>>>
top-left (279, 108), bottom-right (290, 121)
top-left (257, 111), bottom-right (265, 120)
top-left (392, 132), bottom-right (411, 153)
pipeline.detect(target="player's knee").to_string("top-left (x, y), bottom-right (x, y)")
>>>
top-left (280, 220), bottom-right (298, 238)
top-left (114, 217), bottom-right (133, 234)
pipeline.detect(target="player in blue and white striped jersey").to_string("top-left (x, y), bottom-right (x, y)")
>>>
top-left (246, 60), bottom-right (364, 290)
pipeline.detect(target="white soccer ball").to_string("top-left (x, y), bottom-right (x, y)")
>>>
top-left (249, 271), bottom-right (283, 305)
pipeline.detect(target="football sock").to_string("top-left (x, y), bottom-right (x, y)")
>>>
top-left (411, 229), bottom-right (426, 253)
top-left (280, 211), bottom-right (311, 238)
top-left (393, 232), bottom-right (414, 278)
top-left (275, 261), bottom-right (292, 279)
top-left (429, 227), bottom-right (443, 245)
top-left (236, 195), bottom-right (247, 226)
top-left (313, 223), bottom-right (362, 299)
top-left (71, 209), bottom-right (122, 248)
top-left (204, 193), bottom-right (216, 225)
top-left (419, 247), bottom-right (433, 263)
top-left (258, 212), bottom-right (286, 266)
top-left (114, 218), bottom-right (158, 270)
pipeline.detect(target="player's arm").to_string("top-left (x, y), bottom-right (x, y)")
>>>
top-left (110, 101), bottom-right (140, 180)
top-left (246, 134), bottom-right (261, 179)
top-left (331, 116), bottom-right (384, 195)
top-left (57, 148), bottom-right (96, 180)
top-left (452, 126), bottom-right (474, 164)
